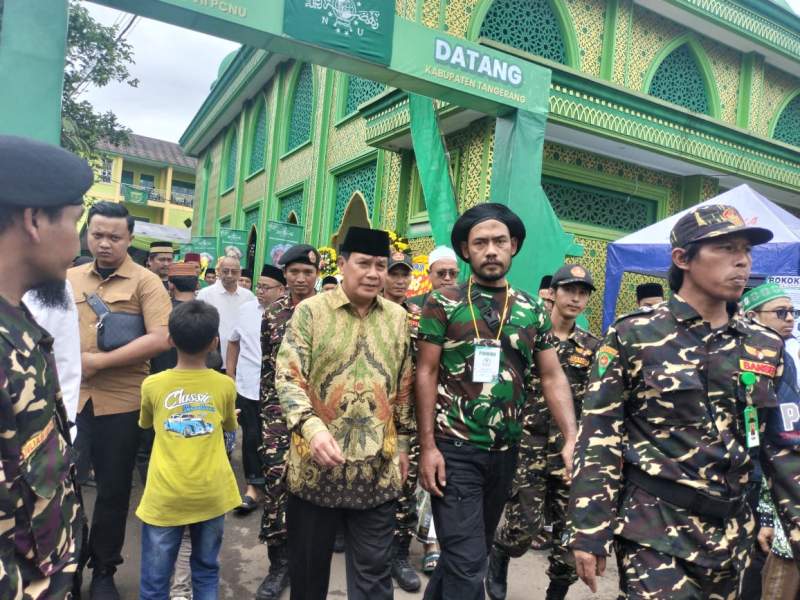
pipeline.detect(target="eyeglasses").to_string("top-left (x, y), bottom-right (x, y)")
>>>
top-left (257, 284), bottom-right (283, 291)
top-left (758, 308), bottom-right (800, 320)
top-left (433, 269), bottom-right (459, 279)
top-left (219, 268), bottom-right (241, 275)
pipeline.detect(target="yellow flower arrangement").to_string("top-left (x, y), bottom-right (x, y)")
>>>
top-left (318, 246), bottom-right (339, 277)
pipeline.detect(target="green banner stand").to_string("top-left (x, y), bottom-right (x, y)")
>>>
top-left (265, 220), bottom-right (304, 266)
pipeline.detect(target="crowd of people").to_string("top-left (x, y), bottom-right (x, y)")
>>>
top-left (3, 133), bottom-right (800, 600)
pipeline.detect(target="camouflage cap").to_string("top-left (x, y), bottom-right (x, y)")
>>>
top-left (670, 204), bottom-right (772, 248)
top-left (740, 282), bottom-right (790, 313)
top-left (551, 263), bottom-right (595, 291)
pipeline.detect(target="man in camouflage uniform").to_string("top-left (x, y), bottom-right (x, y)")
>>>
top-left (488, 264), bottom-right (600, 600)
top-left (0, 135), bottom-right (93, 598)
top-left (383, 251), bottom-right (423, 591)
top-left (416, 203), bottom-right (577, 600)
top-left (569, 204), bottom-right (800, 598)
top-left (255, 244), bottom-right (320, 600)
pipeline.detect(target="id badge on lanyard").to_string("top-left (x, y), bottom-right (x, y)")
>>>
top-left (473, 338), bottom-right (501, 383)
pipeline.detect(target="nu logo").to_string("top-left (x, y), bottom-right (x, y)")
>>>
top-left (304, 0), bottom-right (380, 37)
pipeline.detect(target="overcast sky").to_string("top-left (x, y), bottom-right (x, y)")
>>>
top-left (82, 0), bottom-right (800, 145)
top-left (82, 2), bottom-right (239, 144)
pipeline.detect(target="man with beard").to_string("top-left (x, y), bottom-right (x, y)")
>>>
top-left (569, 205), bottom-right (800, 598)
top-left (416, 203), bottom-right (576, 599)
top-left (0, 135), bottom-right (92, 598)
top-left (146, 241), bottom-right (174, 288)
top-left (256, 245), bottom-right (320, 600)
top-left (69, 201), bottom-right (172, 599)
top-left (410, 246), bottom-right (459, 308)
top-left (276, 228), bottom-right (413, 600)
top-left (488, 264), bottom-right (600, 600)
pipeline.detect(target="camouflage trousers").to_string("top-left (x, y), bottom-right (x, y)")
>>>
top-left (394, 437), bottom-right (420, 544)
top-left (616, 539), bottom-right (739, 600)
top-left (258, 400), bottom-right (290, 547)
top-left (493, 430), bottom-right (547, 557)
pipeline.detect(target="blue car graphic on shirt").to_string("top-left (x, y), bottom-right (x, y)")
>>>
top-left (164, 412), bottom-right (213, 438)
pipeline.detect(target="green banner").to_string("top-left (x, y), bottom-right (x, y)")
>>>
top-left (265, 220), bottom-right (304, 266)
top-left (408, 94), bottom-right (459, 251)
top-left (123, 184), bottom-right (149, 205)
top-left (218, 228), bottom-right (249, 263)
top-left (284, 0), bottom-right (394, 66)
top-left (491, 110), bottom-right (582, 294)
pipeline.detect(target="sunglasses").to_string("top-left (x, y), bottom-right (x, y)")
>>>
top-left (433, 269), bottom-right (459, 279)
top-left (758, 308), bottom-right (800, 321)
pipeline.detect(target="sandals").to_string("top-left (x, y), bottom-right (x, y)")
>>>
top-left (422, 551), bottom-right (440, 575)
top-left (234, 494), bottom-right (259, 515)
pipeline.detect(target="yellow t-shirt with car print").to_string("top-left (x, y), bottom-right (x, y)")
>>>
top-left (136, 368), bottom-right (240, 526)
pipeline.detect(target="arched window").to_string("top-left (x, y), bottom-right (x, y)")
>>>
top-left (343, 76), bottom-right (385, 116)
top-left (280, 189), bottom-right (304, 224)
top-left (479, 0), bottom-right (568, 65)
top-left (773, 93), bottom-right (800, 147)
top-left (648, 44), bottom-right (710, 115)
top-left (286, 64), bottom-right (314, 151)
top-left (223, 127), bottom-right (238, 191)
top-left (248, 100), bottom-right (268, 175)
top-left (333, 161), bottom-right (377, 231)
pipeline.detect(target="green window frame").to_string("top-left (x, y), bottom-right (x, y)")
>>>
top-left (340, 75), bottom-right (386, 119)
top-left (285, 64), bottom-right (314, 153)
top-left (773, 93), bottom-right (800, 148)
top-left (248, 99), bottom-right (268, 176)
top-left (222, 127), bottom-right (238, 193)
top-left (647, 43), bottom-right (711, 115)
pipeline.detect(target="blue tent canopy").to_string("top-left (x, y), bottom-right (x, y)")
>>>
top-left (602, 184), bottom-right (800, 331)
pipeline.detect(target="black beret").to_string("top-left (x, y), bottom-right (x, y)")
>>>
top-left (451, 202), bottom-right (526, 258)
top-left (278, 244), bottom-right (320, 268)
top-left (0, 135), bottom-right (93, 208)
top-left (261, 264), bottom-right (286, 285)
top-left (340, 227), bottom-right (390, 257)
top-left (636, 283), bottom-right (665, 302)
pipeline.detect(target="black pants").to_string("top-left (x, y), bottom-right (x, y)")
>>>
top-left (287, 493), bottom-right (395, 600)
top-left (76, 400), bottom-right (141, 573)
top-left (236, 394), bottom-right (264, 485)
top-left (423, 439), bottom-right (518, 600)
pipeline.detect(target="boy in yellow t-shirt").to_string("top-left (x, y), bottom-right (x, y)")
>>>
top-left (137, 300), bottom-right (240, 600)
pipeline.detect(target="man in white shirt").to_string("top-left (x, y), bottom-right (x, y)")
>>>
top-left (228, 264), bottom-right (286, 513)
top-left (23, 279), bottom-right (81, 437)
top-left (196, 255), bottom-right (256, 371)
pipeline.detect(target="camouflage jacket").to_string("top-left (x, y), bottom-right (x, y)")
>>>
top-left (534, 326), bottom-right (600, 476)
top-left (568, 295), bottom-right (787, 570)
top-left (260, 293), bottom-right (304, 410)
top-left (0, 297), bottom-right (83, 599)
top-left (418, 281), bottom-right (555, 451)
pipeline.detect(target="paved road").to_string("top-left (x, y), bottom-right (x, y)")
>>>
top-left (80, 442), bottom-right (620, 599)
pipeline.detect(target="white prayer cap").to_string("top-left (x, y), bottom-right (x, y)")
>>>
top-left (428, 246), bottom-right (458, 267)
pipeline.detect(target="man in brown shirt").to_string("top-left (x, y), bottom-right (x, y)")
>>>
top-left (68, 201), bottom-right (171, 599)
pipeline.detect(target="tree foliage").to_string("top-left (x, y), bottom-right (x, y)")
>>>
top-left (62, 1), bottom-right (138, 157)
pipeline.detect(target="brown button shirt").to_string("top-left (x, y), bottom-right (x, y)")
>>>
top-left (68, 255), bottom-right (172, 416)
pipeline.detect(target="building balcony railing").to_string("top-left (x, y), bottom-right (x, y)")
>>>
top-left (120, 183), bottom-right (193, 207)
top-left (171, 192), bottom-right (194, 208)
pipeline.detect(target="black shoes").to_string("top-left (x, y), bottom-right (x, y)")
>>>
top-left (90, 569), bottom-right (121, 600)
top-left (485, 545), bottom-right (510, 600)
top-left (390, 537), bottom-right (421, 592)
top-left (255, 544), bottom-right (290, 600)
